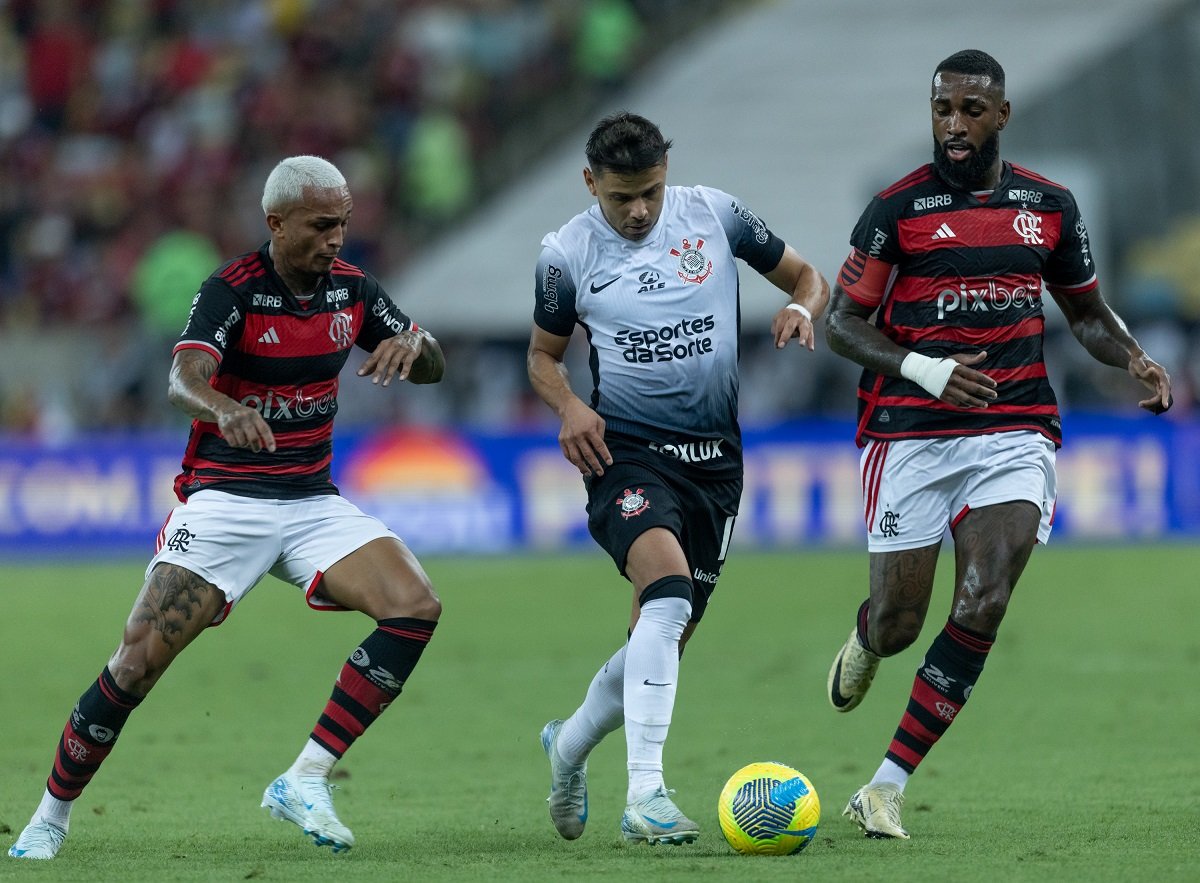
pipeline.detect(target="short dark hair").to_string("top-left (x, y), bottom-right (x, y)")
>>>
top-left (585, 112), bottom-right (672, 175)
top-left (934, 49), bottom-right (1005, 91)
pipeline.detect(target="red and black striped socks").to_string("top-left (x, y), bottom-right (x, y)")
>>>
top-left (47, 667), bottom-right (143, 802)
top-left (885, 618), bottom-right (994, 773)
top-left (311, 617), bottom-right (437, 758)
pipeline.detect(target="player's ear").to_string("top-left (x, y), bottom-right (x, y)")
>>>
top-left (997, 99), bottom-right (1011, 130)
top-left (583, 167), bottom-right (598, 196)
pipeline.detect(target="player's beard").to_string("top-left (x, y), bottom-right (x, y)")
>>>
top-left (933, 131), bottom-right (1000, 190)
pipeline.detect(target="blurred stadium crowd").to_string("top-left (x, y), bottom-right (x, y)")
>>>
top-left (0, 0), bottom-right (1196, 437)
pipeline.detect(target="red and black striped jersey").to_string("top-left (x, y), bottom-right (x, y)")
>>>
top-left (171, 243), bottom-right (416, 500)
top-left (837, 162), bottom-right (1097, 448)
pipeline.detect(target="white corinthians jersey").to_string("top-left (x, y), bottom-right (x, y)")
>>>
top-left (534, 185), bottom-right (785, 455)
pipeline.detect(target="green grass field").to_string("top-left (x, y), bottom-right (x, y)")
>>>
top-left (1, 546), bottom-right (1197, 881)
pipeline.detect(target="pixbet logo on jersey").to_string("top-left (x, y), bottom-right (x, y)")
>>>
top-left (615, 315), bottom-right (716, 363)
top-left (936, 281), bottom-right (1038, 319)
top-left (240, 388), bottom-right (336, 420)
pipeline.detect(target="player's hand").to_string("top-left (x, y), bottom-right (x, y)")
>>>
top-left (771, 305), bottom-right (816, 351)
top-left (358, 329), bottom-right (424, 386)
top-left (940, 350), bottom-right (999, 408)
top-left (216, 403), bottom-right (276, 453)
top-left (1128, 352), bottom-right (1173, 414)
top-left (558, 398), bottom-right (612, 477)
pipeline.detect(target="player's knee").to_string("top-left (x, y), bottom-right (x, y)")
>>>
top-left (408, 587), bottom-right (442, 622)
top-left (638, 575), bottom-right (693, 607)
top-left (953, 589), bottom-right (1010, 635)
top-left (378, 574), bottom-right (441, 621)
top-left (107, 646), bottom-right (167, 697)
top-left (871, 612), bottom-right (922, 656)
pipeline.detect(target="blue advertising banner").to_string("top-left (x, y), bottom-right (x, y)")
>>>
top-left (0, 415), bottom-right (1196, 558)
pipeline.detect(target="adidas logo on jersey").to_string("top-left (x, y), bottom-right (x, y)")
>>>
top-left (258, 326), bottom-right (280, 344)
top-left (931, 223), bottom-right (957, 240)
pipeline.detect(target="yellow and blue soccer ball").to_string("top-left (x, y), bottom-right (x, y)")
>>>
top-left (717, 761), bottom-right (820, 855)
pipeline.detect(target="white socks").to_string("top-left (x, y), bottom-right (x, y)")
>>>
top-left (35, 790), bottom-right (72, 832)
top-left (869, 758), bottom-right (910, 792)
top-left (556, 645), bottom-right (627, 767)
top-left (623, 596), bottom-right (691, 802)
top-left (290, 738), bottom-right (337, 778)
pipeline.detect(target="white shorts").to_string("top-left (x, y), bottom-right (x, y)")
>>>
top-left (148, 490), bottom-right (398, 626)
top-left (860, 431), bottom-right (1056, 552)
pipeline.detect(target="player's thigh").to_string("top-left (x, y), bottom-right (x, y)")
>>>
top-left (111, 563), bottom-right (228, 693)
top-left (149, 490), bottom-right (282, 625)
top-left (953, 431), bottom-right (1056, 545)
top-left (585, 461), bottom-right (683, 578)
top-left (623, 526), bottom-right (689, 633)
top-left (625, 527), bottom-right (690, 590)
top-left (273, 495), bottom-right (437, 619)
top-left (867, 542), bottom-right (942, 653)
top-left (950, 500), bottom-right (1040, 632)
top-left (626, 490), bottom-right (738, 632)
top-left (317, 536), bottom-right (439, 621)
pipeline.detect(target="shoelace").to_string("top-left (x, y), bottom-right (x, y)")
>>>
top-left (15, 822), bottom-right (65, 851)
top-left (298, 777), bottom-right (339, 817)
top-left (636, 789), bottom-right (688, 821)
top-left (561, 768), bottom-right (586, 800)
top-left (874, 788), bottom-right (905, 826)
top-left (842, 642), bottom-right (879, 683)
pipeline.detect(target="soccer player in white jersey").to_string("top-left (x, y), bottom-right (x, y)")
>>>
top-left (527, 111), bottom-right (830, 844)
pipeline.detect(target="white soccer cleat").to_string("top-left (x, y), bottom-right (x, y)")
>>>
top-left (262, 770), bottom-right (355, 853)
top-left (620, 787), bottom-right (700, 845)
top-left (8, 819), bottom-right (67, 860)
top-left (844, 782), bottom-right (910, 839)
top-left (540, 719), bottom-right (588, 840)
top-left (828, 628), bottom-right (882, 712)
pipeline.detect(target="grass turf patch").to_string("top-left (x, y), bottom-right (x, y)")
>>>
top-left (1, 546), bottom-right (1197, 881)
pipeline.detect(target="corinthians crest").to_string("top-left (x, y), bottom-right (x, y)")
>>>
top-left (616, 487), bottom-right (650, 519)
top-left (670, 237), bottom-right (712, 284)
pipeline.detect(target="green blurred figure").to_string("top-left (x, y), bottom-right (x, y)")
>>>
top-left (575, 0), bottom-right (643, 94)
top-left (131, 229), bottom-right (221, 338)
top-left (405, 109), bottom-right (474, 224)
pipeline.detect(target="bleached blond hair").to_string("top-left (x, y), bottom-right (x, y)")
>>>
top-left (261, 155), bottom-right (347, 214)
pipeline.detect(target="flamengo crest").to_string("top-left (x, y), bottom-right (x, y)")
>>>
top-left (329, 311), bottom-right (354, 348)
top-left (671, 238), bottom-right (712, 284)
top-left (1013, 210), bottom-right (1044, 245)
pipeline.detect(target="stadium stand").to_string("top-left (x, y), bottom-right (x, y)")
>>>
top-left (0, 0), bottom-right (1195, 435)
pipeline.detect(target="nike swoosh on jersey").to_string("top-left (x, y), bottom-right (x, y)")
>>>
top-left (589, 276), bottom-right (621, 293)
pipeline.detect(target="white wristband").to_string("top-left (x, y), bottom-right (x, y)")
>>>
top-left (900, 352), bottom-right (957, 399)
top-left (785, 303), bottom-right (812, 321)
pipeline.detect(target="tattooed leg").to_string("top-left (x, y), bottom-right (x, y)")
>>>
top-left (867, 541), bottom-right (941, 656)
top-left (950, 501), bottom-right (1040, 634)
top-left (107, 564), bottom-right (227, 696)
